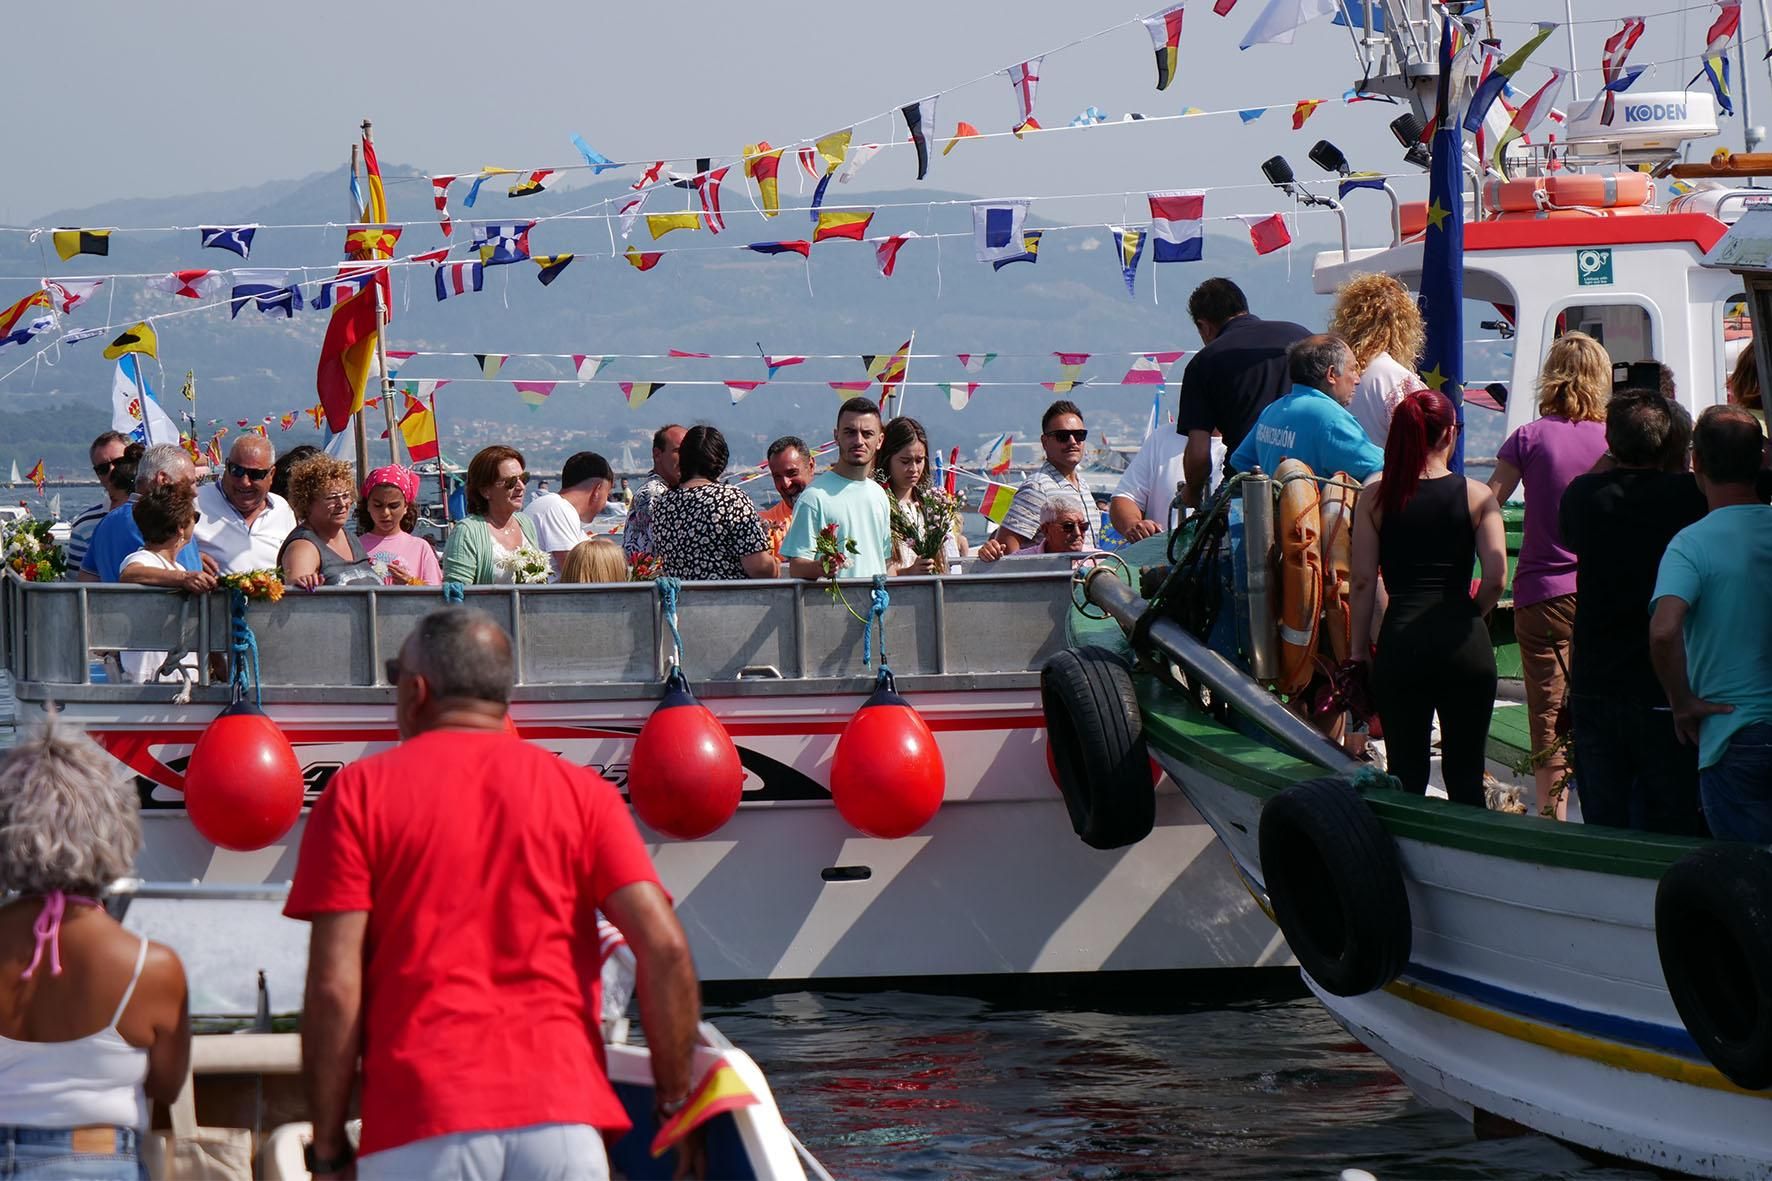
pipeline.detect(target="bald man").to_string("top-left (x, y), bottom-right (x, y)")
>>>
top-left (287, 607), bottom-right (701, 1180)
top-left (195, 435), bottom-right (296, 574)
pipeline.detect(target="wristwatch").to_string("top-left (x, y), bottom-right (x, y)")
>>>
top-left (304, 1141), bottom-right (356, 1176)
top-left (654, 1093), bottom-right (688, 1124)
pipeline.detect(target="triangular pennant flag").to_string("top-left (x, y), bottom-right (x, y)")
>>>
top-left (1292, 99), bottom-right (1325, 129)
top-left (940, 381), bottom-right (979, 411)
top-left (621, 381), bottom-right (663, 409)
top-left (1006, 58), bottom-right (1042, 136)
top-left (463, 166), bottom-right (517, 207)
top-left (511, 380), bottom-right (557, 409)
top-left (829, 381), bottom-right (872, 393)
top-left (507, 170), bottom-right (557, 198)
top-left (626, 245), bottom-right (664, 271)
top-left (668, 348), bottom-right (711, 358)
top-left (619, 190), bottom-right (650, 238)
top-left (1122, 351), bottom-right (1185, 384)
top-left (1143, 5), bottom-right (1185, 91)
top-left (743, 142), bottom-right (784, 216)
top-left (875, 231), bottom-right (917, 277)
top-left (900, 99), bottom-right (938, 179)
top-left (942, 122), bottom-right (981, 155)
top-left (570, 134), bottom-right (621, 174)
top-left (1111, 227), bottom-right (1146, 296)
top-left (694, 166), bottom-right (728, 232)
top-left (815, 129), bottom-right (853, 175)
top-left (573, 354), bottom-right (613, 382)
top-left (534, 254), bottom-right (574, 286)
top-left (838, 144), bottom-right (883, 183)
top-left (476, 353), bottom-right (507, 379)
top-left (726, 380), bottom-right (765, 405)
top-left (429, 175), bottom-right (456, 237)
top-left (957, 353), bottom-right (997, 373)
top-left (748, 240), bottom-right (811, 258)
top-left (764, 354), bottom-right (805, 378)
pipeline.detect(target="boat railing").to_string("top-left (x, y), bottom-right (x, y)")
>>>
top-left (2, 562), bottom-right (1080, 699)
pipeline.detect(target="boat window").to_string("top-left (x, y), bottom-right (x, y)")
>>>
top-left (1553, 303), bottom-right (1654, 367)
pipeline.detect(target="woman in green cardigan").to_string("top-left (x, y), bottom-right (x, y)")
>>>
top-left (442, 445), bottom-right (541, 584)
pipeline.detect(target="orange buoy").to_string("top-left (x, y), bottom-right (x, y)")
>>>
top-left (1273, 459), bottom-right (1322, 696)
top-left (1318, 470), bottom-right (1356, 663)
top-left (628, 670), bottom-right (744, 840)
top-left (830, 671), bottom-right (945, 838)
top-left (182, 702), bottom-right (305, 851)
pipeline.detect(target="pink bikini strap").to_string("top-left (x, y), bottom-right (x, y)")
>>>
top-left (19, 891), bottom-right (102, 980)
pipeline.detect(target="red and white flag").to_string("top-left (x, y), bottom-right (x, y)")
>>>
top-left (1007, 58), bottom-right (1043, 136)
top-left (429, 175), bottom-right (455, 237)
top-left (147, 270), bottom-right (224, 300)
top-left (875, 231), bottom-right (917, 277)
top-left (1248, 213), bottom-right (1291, 256)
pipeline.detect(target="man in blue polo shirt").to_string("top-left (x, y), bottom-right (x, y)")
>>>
top-left (1228, 334), bottom-right (1384, 481)
top-left (79, 442), bottom-right (207, 582)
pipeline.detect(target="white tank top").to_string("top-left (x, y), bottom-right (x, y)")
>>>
top-left (0, 934), bottom-right (151, 1129)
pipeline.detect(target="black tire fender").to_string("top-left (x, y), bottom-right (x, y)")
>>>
top-left (1259, 776), bottom-right (1411, 996)
top-left (1040, 646), bottom-right (1155, 850)
top-left (1656, 842), bottom-right (1772, 1090)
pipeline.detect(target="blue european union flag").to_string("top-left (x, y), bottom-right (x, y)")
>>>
top-left (1421, 14), bottom-right (1466, 471)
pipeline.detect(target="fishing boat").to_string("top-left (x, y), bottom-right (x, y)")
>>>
top-left (0, 560), bottom-right (1284, 1014)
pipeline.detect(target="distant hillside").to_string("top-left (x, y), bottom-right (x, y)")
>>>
top-left (2, 164), bottom-right (1381, 474)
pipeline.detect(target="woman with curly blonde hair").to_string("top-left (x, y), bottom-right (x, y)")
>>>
top-left (279, 454), bottom-right (382, 589)
top-left (1330, 273), bottom-right (1427, 447)
top-left (1488, 330), bottom-right (1612, 818)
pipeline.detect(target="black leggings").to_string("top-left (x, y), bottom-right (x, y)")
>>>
top-left (1375, 601), bottom-right (1497, 806)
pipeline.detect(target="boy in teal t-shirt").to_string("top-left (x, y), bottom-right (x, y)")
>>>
top-left (781, 397), bottom-right (894, 581)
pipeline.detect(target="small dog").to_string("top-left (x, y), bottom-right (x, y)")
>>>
top-left (1484, 774), bottom-right (1528, 815)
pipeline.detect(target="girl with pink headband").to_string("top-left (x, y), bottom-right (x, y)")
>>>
top-left (357, 465), bottom-right (442, 586)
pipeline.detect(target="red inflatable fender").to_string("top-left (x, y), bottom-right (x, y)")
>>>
top-left (182, 701), bottom-right (305, 852)
top-left (628, 671), bottom-right (745, 840)
top-left (830, 670), bottom-right (946, 839)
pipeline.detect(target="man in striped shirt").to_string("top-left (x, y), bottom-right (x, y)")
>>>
top-left (63, 431), bottom-right (129, 578)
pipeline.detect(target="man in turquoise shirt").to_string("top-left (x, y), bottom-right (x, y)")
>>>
top-left (1650, 405), bottom-right (1772, 842)
top-left (1228, 334), bottom-right (1384, 481)
top-left (782, 397), bottom-right (896, 581)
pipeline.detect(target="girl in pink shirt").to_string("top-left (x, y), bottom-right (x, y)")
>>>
top-left (357, 466), bottom-right (443, 586)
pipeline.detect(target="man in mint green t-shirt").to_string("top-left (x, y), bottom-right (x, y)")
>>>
top-left (1650, 405), bottom-right (1772, 842)
top-left (782, 397), bottom-right (895, 581)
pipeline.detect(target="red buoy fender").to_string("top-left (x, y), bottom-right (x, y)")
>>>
top-left (830, 671), bottom-right (946, 839)
top-left (182, 701), bottom-right (305, 852)
top-left (628, 670), bottom-right (745, 841)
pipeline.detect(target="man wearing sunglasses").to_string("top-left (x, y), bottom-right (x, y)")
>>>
top-left (1016, 495), bottom-right (1092, 557)
top-left (979, 400), bottom-right (1097, 562)
top-left (194, 435), bottom-right (297, 574)
top-left (63, 431), bottom-right (130, 577)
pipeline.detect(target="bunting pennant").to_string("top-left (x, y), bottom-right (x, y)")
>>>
top-left (1464, 22), bottom-right (1557, 132)
top-left (992, 230), bottom-right (1042, 269)
top-left (463, 167), bottom-right (516, 208)
top-left (0, 290), bottom-right (53, 351)
top-left (51, 229), bottom-right (110, 260)
top-left (1148, 190), bottom-right (1204, 262)
top-left (874, 339), bottom-right (911, 399)
top-left (1700, 53), bottom-right (1734, 115)
top-left (621, 381), bottom-right (663, 409)
top-left (829, 381), bottom-right (872, 392)
top-left (940, 381), bottom-right (979, 410)
top-left (695, 166), bottom-right (728, 232)
top-left (1493, 68), bottom-right (1567, 167)
top-left (61, 327), bottom-right (104, 346)
top-left (980, 432), bottom-right (1015, 475)
top-left (1070, 107), bottom-right (1108, 127)
top-left (512, 380), bottom-right (557, 409)
top-left (837, 143), bottom-right (883, 183)
top-left (534, 254), bottom-right (574, 286)
top-left (633, 161), bottom-right (667, 190)
top-left (41, 278), bottom-right (101, 315)
top-left (429, 175), bottom-right (456, 237)
top-left (942, 122), bottom-right (981, 155)
top-left (229, 269), bottom-right (304, 318)
top-left (147, 269), bottom-right (225, 300)
top-left (1291, 99), bottom-right (1325, 129)
top-left (344, 223), bottom-right (402, 260)
top-left (668, 348), bottom-right (712, 358)
top-left (312, 265), bottom-right (388, 310)
top-left (411, 247), bottom-right (450, 266)
top-left (570, 134), bottom-right (621, 174)
top-left (1143, 5), bottom-right (1185, 91)
top-left (815, 129), bottom-right (853, 175)
top-left (1121, 351), bottom-right (1185, 384)
top-left (726, 380), bottom-right (765, 405)
top-left (648, 212), bottom-right (701, 239)
top-left (875, 231), bottom-right (916, 277)
top-left (814, 210), bottom-right (874, 242)
top-left (797, 147), bottom-right (821, 180)
top-left (1694, 2), bottom-right (1740, 115)
top-left (973, 200), bottom-right (1030, 263)
top-left (1597, 17), bottom-right (1646, 126)
top-left (435, 261), bottom-right (484, 301)
top-left (743, 142), bottom-right (784, 216)
top-left (1049, 351), bottom-right (1090, 394)
top-left (476, 353), bottom-right (507, 379)
top-left (508, 170), bottom-right (556, 197)
top-left (279, 413), bottom-right (296, 431)
top-left (901, 99), bottom-right (938, 180)
top-left (1111, 227), bottom-right (1146, 297)
top-left (102, 321), bottom-right (157, 360)
top-left (957, 353), bottom-right (997, 373)
top-left (1215, 0), bottom-right (1239, 13)
top-left (619, 191), bottom-right (650, 238)
top-left (1007, 58), bottom-right (1042, 135)
top-left (1336, 171), bottom-right (1386, 198)
top-left (473, 221), bottom-right (534, 265)
top-left (764, 354), bottom-right (805, 377)
top-left (398, 392), bottom-right (440, 462)
top-left (747, 240), bottom-right (811, 258)
top-left (810, 172), bottom-right (835, 222)
top-left (199, 225), bottom-right (257, 257)
top-left (1238, 108), bottom-right (1267, 122)
top-left (573, 354), bottom-right (613, 382)
top-left (1248, 212), bottom-right (1292, 255)
top-left (1240, 0), bottom-right (1339, 48)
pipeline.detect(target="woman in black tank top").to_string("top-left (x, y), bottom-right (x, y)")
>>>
top-left (1348, 390), bottom-right (1508, 805)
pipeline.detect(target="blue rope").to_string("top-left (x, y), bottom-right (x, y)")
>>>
top-left (1349, 766), bottom-right (1403, 794)
top-left (657, 576), bottom-right (685, 669)
top-left (863, 575), bottom-right (889, 668)
top-left (228, 589), bottom-right (262, 707)
top-left (441, 581), bottom-right (466, 604)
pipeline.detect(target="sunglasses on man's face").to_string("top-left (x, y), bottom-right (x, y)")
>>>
top-left (93, 459), bottom-right (118, 477)
top-left (1055, 520), bottom-right (1087, 536)
top-left (1046, 429), bottom-right (1088, 444)
top-left (227, 462), bottom-right (272, 481)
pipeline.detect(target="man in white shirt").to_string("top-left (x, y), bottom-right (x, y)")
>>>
top-left (526, 451), bottom-right (614, 577)
top-left (1109, 429), bottom-right (1226, 542)
top-left (194, 435), bottom-right (297, 574)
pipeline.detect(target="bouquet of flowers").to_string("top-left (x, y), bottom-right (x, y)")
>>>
top-left (889, 489), bottom-right (962, 562)
top-left (813, 522), bottom-right (868, 620)
top-left (223, 569), bottom-right (285, 602)
top-left (497, 541), bottom-right (552, 585)
top-left (629, 552), bottom-right (664, 581)
top-left (2, 518), bottom-right (67, 582)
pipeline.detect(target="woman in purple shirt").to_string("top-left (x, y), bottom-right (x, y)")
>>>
top-left (1488, 331), bottom-right (1611, 818)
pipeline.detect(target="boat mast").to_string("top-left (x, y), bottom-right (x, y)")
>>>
top-left (363, 119), bottom-right (401, 469)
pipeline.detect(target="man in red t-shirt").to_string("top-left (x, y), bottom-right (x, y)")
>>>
top-left (285, 606), bottom-right (699, 1180)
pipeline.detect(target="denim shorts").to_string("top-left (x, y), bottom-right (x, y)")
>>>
top-left (0, 1126), bottom-right (143, 1181)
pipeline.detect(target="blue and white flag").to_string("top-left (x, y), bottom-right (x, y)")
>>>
top-left (200, 225), bottom-right (258, 257)
top-left (311, 269), bottom-right (380, 310)
top-left (471, 221), bottom-right (534, 266)
top-left (435, 260), bottom-right (484, 301)
top-left (229, 269), bottom-right (303, 318)
top-left (972, 200), bottom-right (1029, 263)
top-left (1148, 191), bottom-right (1204, 263)
top-left (1111, 226), bottom-right (1147, 297)
top-left (570, 133), bottom-right (622, 174)
top-left (112, 354), bottom-right (181, 446)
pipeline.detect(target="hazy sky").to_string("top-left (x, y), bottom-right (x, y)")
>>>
top-left (6, 0), bottom-right (1761, 241)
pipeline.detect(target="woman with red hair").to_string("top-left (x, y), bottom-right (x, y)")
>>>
top-left (1348, 390), bottom-right (1508, 804)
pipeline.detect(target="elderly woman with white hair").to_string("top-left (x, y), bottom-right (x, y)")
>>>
top-left (0, 718), bottom-right (190, 1178)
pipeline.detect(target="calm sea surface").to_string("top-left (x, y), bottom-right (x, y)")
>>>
top-left (710, 991), bottom-right (1655, 1181)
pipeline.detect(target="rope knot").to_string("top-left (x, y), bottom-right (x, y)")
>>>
top-left (863, 574), bottom-right (890, 667)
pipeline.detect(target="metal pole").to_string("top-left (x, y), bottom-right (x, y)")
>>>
top-left (430, 392), bottom-right (450, 522)
top-left (133, 360), bottom-right (153, 447)
top-left (1563, 0), bottom-right (1582, 103)
top-left (891, 328), bottom-right (915, 422)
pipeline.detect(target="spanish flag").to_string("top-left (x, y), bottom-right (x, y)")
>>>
top-left (743, 142), bottom-right (783, 218)
top-left (52, 229), bottom-right (110, 261)
top-left (979, 481), bottom-right (1016, 524)
top-left (813, 210), bottom-right (874, 242)
top-left (1292, 99), bottom-right (1325, 130)
top-left (650, 1062), bottom-right (760, 1158)
top-left (398, 393), bottom-right (439, 462)
top-left (25, 461), bottom-right (45, 494)
top-left (103, 322), bottom-right (158, 361)
top-left (315, 288), bottom-right (380, 432)
top-left (647, 212), bottom-right (701, 239)
top-left (625, 246), bottom-right (663, 272)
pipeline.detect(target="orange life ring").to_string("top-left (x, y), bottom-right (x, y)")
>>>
top-left (1274, 459), bottom-right (1322, 695)
top-left (1317, 471), bottom-right (1357, 663)
top-left (1482, 172), bottom-right (1652, 213)
top-left (1399, 201), bottom-right (1428, 239)
top-left (1488, 205), bottom-right (1654, 222)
